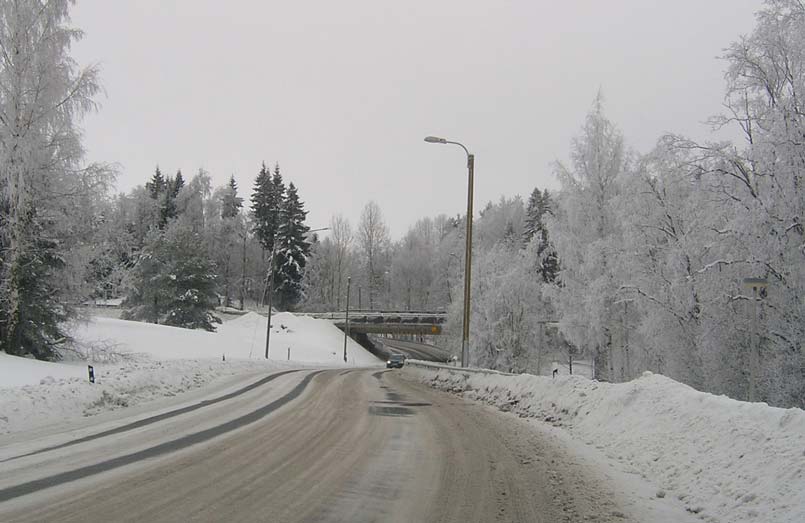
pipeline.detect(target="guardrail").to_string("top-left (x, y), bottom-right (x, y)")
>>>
top-left (404, 360), bottom-right (516, 377)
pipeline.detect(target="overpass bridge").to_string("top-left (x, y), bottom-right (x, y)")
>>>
top-left (302, 310), bottom-right (448, 336)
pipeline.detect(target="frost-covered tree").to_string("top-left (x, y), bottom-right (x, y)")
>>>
top-left (329, 214), bottom-right (353, 309)
top-left (302, 214), bottom-right (353, 310)
top-left (652, 0), bottom-right (805, 405)
top-left (0, 0), bottom-right (106, 359)
top-left (547, 96), bottom-right (628, 381)
top-left (357, 201), bottom-right (390, 309)
top-left (212, 176), bottom-right (244, 307)
top-left (175, 169), bottom-right (212, 233)
top-left (391, 218), bottom-right (436, 310)
top-left (617, 144), bottom-right (711, 385)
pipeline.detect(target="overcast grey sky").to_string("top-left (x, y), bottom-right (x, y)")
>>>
top-left (71, 0), bottom-right (761, 238)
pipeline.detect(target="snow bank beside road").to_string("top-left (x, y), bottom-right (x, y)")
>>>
top-left (406, 364), bottom-right (805, 523)
top-left (0, 352), bottom-right (88, 387)
top-left (0, 357), bottom-right (282, 437)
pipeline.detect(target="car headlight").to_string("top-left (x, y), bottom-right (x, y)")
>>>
top-left (387, 360), bottom-right (391, 364)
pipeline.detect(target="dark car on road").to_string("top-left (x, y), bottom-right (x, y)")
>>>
top-left (386, 354), bottom-right (405, 369)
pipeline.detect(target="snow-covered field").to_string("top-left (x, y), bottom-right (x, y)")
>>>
top-left (0, 312), bottom-right (380, 436)
top-left (406, 362), bottom-right (805, 523)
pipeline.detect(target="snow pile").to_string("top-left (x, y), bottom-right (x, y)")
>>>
top-left (0, 352), bottom-right (89, 387)
top-left (407, 364), bottom-right (805, 523)
top-left (0, 357), bottom-right (281, 436)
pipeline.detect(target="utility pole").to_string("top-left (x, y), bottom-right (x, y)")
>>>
top-left (265, 241), bottom-right (277, 359)
top-left (343, 277), bottom-right (351, 363)
top-left (743, 277), bottom-right (768, 402)
top-left (461, 152), bottom-right (474, 367)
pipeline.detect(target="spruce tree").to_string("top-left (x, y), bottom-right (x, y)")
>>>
top-left (275, 182), bottom-right (311, 310)
top-left (270, 163), bottom-right (286, 242)
top-left (250, 162), bottom-right (285, 251)
top-left (122, 228), bottom-right (173, 324)
top-left (2, 209), bottom-right (70, 359)
top-left (146, 166), bottom-right (166, 200)
top-left (524, 187), bottom-right (544, 243)
top-left (123, 223), bottom-right (221, 331)
top-left (538, 190), bottom-right (559, 283)
top-left (222, 175), bottom-right (243, 219)
top-left (524, 187), bottom-right (559, 282)
top-left (173, 170), bottom-right (185, 195)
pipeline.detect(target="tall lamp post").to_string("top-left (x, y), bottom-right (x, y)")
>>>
top-left (265, 226), bottom-right (330, 359)
top-left (343, 276), bottom-right (351, 363)
top-left (424, 135), bottom-right (474, 368)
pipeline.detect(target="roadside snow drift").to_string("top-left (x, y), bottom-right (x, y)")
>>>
top-left (0, 353), bottom-right (88, 387)
top-left (407, 364), bottom-right (805, 523)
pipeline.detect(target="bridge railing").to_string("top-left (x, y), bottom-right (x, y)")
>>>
top-left (300, 311), bottom-right (449, 322)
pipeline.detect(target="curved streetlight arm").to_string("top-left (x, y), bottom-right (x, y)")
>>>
top-left (444, 140), bottom-right (470, 160)
top-left (424, 136), bottom-right (471, 163)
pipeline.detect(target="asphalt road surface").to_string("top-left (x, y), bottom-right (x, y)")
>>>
top-left (0, 368), bottom-right (637, 522)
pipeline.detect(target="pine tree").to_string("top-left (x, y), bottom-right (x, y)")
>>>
top-left (173, 170), bottom-right (185, 195)
top-left (524, 187), bottom-right (544, 243)
top-left (523, 187), bottom-right (559, 282)
top-left (161, 172), bottom-right (183, 225)
top-left (146, 166), bottom-right (166, 199)
top-left (123, 223), bottom-right (221, 331)
top-left (270, 163), bottom-right (286, 240)
top-left (3, 209), bottom-right (70, 359)
top-left (250, 162), bottom-right (285, 251)
top-left (221, 175), bottom-right (243, 219)
top-left (146, 168), bottom-right (184, 229)
top-left (275, 182), bottom-right (310, 310)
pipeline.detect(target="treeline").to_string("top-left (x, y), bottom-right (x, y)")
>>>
top-left (0, 1), bottom-right (315, 360)
top-left (103, 162), bottom-right (311, 330)
top-left (304, 0), bottom-right (805, 408)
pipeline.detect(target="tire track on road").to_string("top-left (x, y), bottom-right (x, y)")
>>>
top-left (0, 370), bottom-right (322, 503)
top-left (1, 369), bottom-right (303, 464)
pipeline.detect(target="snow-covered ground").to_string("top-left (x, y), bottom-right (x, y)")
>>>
top-left (72, 311), bottom-right (379, 364)
top-left (0, 312), bottom-right (381, 436)
top-left (405, 362), bottom-right (805, 523)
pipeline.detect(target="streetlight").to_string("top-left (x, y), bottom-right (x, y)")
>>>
top-left (343, 276), bottom-right (351, 363)
top-left (424, 135), bottom-right (474, 368)
top-left (265, 226), bottom-right (330, 359)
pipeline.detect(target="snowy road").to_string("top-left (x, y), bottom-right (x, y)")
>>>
top-left (1, 368), bottom-right (645, 522)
